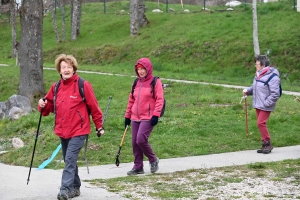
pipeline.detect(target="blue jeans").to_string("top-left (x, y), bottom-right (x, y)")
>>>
top-left (131, 121), bottom-right (156, 170)
top-left (60, 135), bottom-right (87, 191)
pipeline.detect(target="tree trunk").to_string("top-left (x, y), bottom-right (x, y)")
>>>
top-left (252, 0), bottom-right (260, 57)
top-left (138, 0), bottom-right (149, 27)
top-left (71, 0), bottom-right (80, 40)
top-left (10, 0), bottom-right (17, 59)
top-left (70, 0), bottom-right (73, 32)
top-left (61, 0), bottom-right (66, 41)
top-left (18, 0), bottom-right (45, 104)
top-left (51, 0), bottom-right (61, 43)
top-left (130, 0), bottom-right (139, 36)
top-left (76, 0), bottom-right (82, 36)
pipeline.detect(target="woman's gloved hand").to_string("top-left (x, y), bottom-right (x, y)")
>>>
top-left (150, 116), bottom-right (158, 126)
top-left (124, 118), bottom-right (131, 129)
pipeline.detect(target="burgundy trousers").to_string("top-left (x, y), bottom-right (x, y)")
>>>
top-left (131, 120), bottom-right (157, 170)
top-left (255, 109), bottom-right (271, 141)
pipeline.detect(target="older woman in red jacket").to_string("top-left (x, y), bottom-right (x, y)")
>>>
top-left (38, 54), bottom-right (104, 200)
top-left (124, 58), bottom-right (164, 175)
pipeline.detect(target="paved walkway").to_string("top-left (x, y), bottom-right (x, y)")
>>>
top-left (1, 145), bottom-right (300, 200)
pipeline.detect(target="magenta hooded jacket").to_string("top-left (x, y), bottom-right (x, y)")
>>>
top-left (125, 58), bottom-right (164, 121)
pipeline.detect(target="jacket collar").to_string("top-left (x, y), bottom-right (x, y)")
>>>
top-left (61, 73), bottom-right (78, 85)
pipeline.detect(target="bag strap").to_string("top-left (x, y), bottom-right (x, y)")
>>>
top-left (150, 76), bottom-right (159, 98)
top-left (264, 73), bottom-right (278, 86)
top-left (78, 77), bottom-right (85, 101)
top-left (131, 76), bottom-right (159, 99)
top-left (53, 80), bottom-right (61, 115)
top-left (54, 77), bottom-right (86, 115)
top-left (256, 73), bottom-right (278, 86)
top-left (131, 78), bottom-right (139, 99)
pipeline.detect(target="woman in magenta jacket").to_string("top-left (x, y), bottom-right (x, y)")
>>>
top-left (38, 54), bottom-right (104, 200)
top-left (124, 58), bottom-right (164, 175)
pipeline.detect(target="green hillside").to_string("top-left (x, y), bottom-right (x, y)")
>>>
top-left (0, 0), bottom-right (299, 88)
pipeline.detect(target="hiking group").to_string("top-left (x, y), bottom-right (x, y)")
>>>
top-left (37, 55), bottom-right (164, 200)
top-left (37, 54), bottom-right (280, 200)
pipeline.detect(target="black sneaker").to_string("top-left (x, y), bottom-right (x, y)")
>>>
top-left (150, 158), bottom-right (159, 173)
top-left (127, 168), bottom-right (144, 175)
top-left (74, 187), bottom-right (80, 197)
top-left (57, 188), bottom-right (75, 200)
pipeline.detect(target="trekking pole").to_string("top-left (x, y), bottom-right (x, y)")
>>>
top-left (27, 98), bottom-right (45, 185)
top-left (240, 95), bottom-right (248, 137)
top-left (83, 96), bottom-right (112, 174)
top-left (244, 95), bottom-right (249, 137)
top-left (97, 96), bottom-right (112, 137)
top-left (115, 125), bottom-right (129, 167)
top-left (293, 95), bottom-right (300, 103)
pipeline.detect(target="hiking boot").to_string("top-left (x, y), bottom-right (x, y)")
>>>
top-left (257, 141), bottom-right (266, 153)
top-left (74, 187), bottom-right (80, 197)
top-left (57, 188), bottom-right (75, 200)
top-left (150, 157), bottom-right (159, 173)
top-left (127, 168), bottom-right (144, 175)
top-left (262, 140), bottom-right (273, 154)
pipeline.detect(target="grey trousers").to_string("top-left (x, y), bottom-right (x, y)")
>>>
top-left (60, 135), bottom-right (87, 192)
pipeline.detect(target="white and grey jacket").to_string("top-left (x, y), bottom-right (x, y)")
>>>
top-left (247, 66), bottom-right (281, 112)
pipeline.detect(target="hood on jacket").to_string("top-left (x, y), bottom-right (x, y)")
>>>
top-left (261, 66), bottom-right (280, 77)
top-left (135, 58), bottom-right (153, 80)
top-left (269, 67), bottom-right (280, 76)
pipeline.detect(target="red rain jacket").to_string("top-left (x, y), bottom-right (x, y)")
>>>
top-left (38, 73), bottom-right (103, 139)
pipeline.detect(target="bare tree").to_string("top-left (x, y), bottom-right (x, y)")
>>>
top-left (130, 0), bottom-right (139, 36)
top-left (70, 0), bottom-right (73, 30)
top-left (130, 0), bottom-right (149, 36)
top-left (51, 0), bottom-right (61, 43)
top-left (252, 0), bottom-right (260, 57)
top-left (76, 0), bottom-right (81, 36)
top-left (71, 0), bottom-right (81, 40)
top-left (138, 0), bottom-right (149, 27)
top-left (18, 0), bottom-right (45, 104)
top-left (61, 0), bottom-right (66, 41)
top-left (10, 0), bottom-right (17, 59)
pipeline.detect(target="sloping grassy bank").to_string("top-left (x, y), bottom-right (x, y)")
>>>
top-left (0, 0), bottom-right (299, 88)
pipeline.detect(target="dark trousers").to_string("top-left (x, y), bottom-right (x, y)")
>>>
top-left (60, 135), bottom-right (87, 192)
top-left (131, 121), bottom-right (156, 170)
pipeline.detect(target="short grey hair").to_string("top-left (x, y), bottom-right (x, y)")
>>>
top-left (256, 55), bottom-right (270, 67)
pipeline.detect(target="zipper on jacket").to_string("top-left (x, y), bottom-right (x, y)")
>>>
top-left (148, 105), bottom-right (150, 116)
top-left (77, 110), bottom-right (84, 128)
top-left (136, 81), bottom-right (143, 120)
